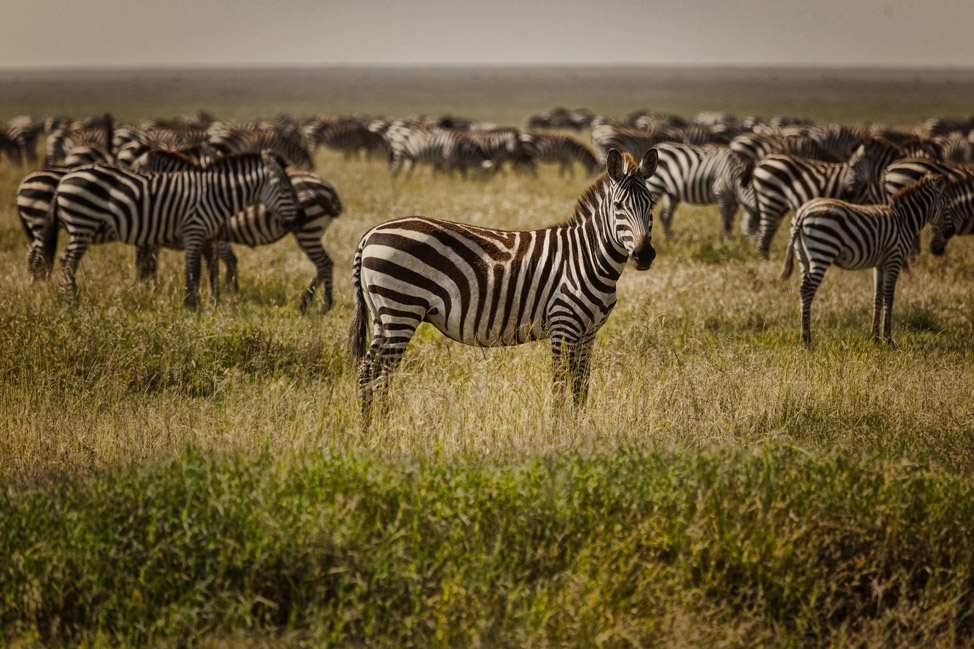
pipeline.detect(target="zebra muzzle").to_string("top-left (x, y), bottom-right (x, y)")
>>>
top-left (630, 240), bottom-right (656, 270)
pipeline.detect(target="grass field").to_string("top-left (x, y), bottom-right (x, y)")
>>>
top-left (1, 67), bottom-right (974, 648)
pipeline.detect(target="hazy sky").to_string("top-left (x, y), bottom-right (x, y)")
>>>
top-left (2, 0), bottom-right (974, 69)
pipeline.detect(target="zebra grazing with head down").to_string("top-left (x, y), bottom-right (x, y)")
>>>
top-left (780, 174), bottom-right (948, 346)
top-left (212, 171), bottom-right (343, 312)
top-left (385, 123), bottom-right (491, 179)
top-left (647, 142), bottom-right (757, 238)
top-left (345, 148), bottom-right (658, 426)
top-left (30, 151), bottom-right (302, 307)
top-left (518, 132), bottom-right (599, 177)
top-left (205, 123), bottom-right (314, 170)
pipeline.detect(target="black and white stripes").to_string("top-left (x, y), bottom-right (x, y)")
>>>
top-left (346, 148), bottom-right (658, 425)
top-left (30, 152), bottom-right (302, 306)
top-left (780, 174), bottom-right (949, 345)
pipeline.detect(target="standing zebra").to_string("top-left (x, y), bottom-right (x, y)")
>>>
top-left (751, 142), bottom-right (892, 257)
top-left (930, 174), bottom-right (974, 255)
top-left (345, 148), bottom-right (658, 426)
top-left (30, 152), bottom-right (302, 306)
top-left (780, 174), bottom-right (948, 345)
top-left (213, 171), bottom-right (343, 312)
top-left (647, 143), bottom-right (757, 237)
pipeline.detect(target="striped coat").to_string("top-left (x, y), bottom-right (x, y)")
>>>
top-left (780, 174), bottom-right (948, 345)
top-left (30, 152), bottom-right (302, 306)
top-left (345, 149), bottom-right (658, 426)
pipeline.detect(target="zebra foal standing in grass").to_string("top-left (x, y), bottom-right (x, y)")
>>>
top-left (30, 151), bottom-right (302, 307)
top-left (780, 174), bottom-right (948, 346)
top-left (647, 142), bottom-right (757, 238)
top-left (345, 148), bottom-right (658, 427)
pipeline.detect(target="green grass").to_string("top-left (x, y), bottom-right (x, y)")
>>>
top-left (2, 68), bottom-right (974, 647)
top-left (3, 448), bottom-right (973, 648)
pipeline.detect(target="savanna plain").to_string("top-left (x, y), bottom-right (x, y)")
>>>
top-left (1, 67), bottom-right (974, 648)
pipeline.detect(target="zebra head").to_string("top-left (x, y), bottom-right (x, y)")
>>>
top-left (605, 148), bottom-right (658, 270)
top-left (259, 150), bottom-right (304, 229)
top-left (928, 175), bottom-right (956, 256)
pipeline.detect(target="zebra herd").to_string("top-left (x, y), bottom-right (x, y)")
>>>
top-left (3, 107), bottom-right (973, 424)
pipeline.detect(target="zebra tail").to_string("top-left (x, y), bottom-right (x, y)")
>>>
top-left (779, 225), bottom-right (799, 281)
top-left (346, 246), bottom-right (369, 365)
top-left (32, 192), bottom-right (61, 278)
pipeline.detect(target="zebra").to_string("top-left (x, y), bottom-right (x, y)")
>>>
top-left (750, 141), bottom-right (893, 257)
top-left (590, 118), bottom-right (680, 165)
top-left (385, 123), bottom-right (491, 179)
top-left (517, 132), bottom-right (599, 177)
top-left (930, 174), bottom-right (974, 255)
top-left (306, 118), bottom-right (389, 161)
top-left (62, 145), bottom-right (114, 167)
top-left (211, 171), bottom-right (343, 312)
top-left (29, 151), bottom-right (302, 307)
top-left (19, 144), bottom-right (211, 278)
top-left (647, 142), bottom-right (757, 237)
top-left (345, 148), bottom-right (658, 427)
top-left (205, 122), bottom-right (314, 170)
top-left (881, 157), bottom-right (974, 256)
top-left (780, 174), bottom-right (948, 345)
top-left (729, 132), bottom-right (843, 164)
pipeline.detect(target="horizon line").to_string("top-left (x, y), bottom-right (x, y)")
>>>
top-left (3, 62), bottom-right (974, 74)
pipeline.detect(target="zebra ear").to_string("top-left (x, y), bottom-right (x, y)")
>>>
top-left (606, 149), bottom-right (624, 183)
top-left (260, 149), bottom-right (282, 170)
top-left (639, 149), bottom-right (658, 178)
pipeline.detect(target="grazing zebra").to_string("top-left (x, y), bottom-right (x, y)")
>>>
top-left (212, 171), bottom-right (343, 312)
top-left (751, 142), bottom-right (892, 257)
top-left (780, 174), bottom-right (948, 345)
top-left (206, 123), bottom-right (314, 170)
top-left (30, 152), bottom-right (302, 306)
top-left (729, 132), bottom-right (842, 164)
top-left (346, 148), bottom-right (658, 426)
top-left (518, 132), bottom-right (599, 177)
top-left (307, 119), bottom-right (390, 160)
top-left (647, 143), bottom-right (757, 237)
top-left (385, 123), bottom-right (491, 179)
top-left (18, 167), bottom-right (73, 275)
top-left (590, 118), bottom-right (679, 164)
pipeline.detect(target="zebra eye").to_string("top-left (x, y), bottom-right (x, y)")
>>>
top-left (613, 201), bottom-right (624, 210)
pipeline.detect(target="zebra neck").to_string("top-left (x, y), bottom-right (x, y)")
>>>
top-left (564, 210), bottom-right (629, 284)
top-left (199, 167), bottom-right (263, 214)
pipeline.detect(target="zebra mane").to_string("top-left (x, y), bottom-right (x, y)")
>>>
top-left (566, 170), bottom-right (611, 226)
top-left (565, 152), bottom-right (639, 225)
top-left (889, 173), bottom-right (943, 206)
top-left (204, 151), bottom-right (283, 172)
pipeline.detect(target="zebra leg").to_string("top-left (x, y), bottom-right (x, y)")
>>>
top-left (297, 238), bottom-right (334, 314)
top-left (717, 195), bottom-right (739, 239)
top-left (358, 336), bottom-right (384, 428)
top-left (202, 239), bottom-right (220, 302)
top-left (871, 267), bottom-right (885, 340)
top-left (881, 265), bottom-right (902, 347)
top-left (58, 235), bottom-right (92, 297)
top-left (550, 334), bottom-right (588, 411)
top-left (183, 233), bottom-right (205, 308)
top-left (658, 195), bottom-right (678, 237)
top-left (756, 207), bottom-right (785, 259)
top-left (217, 241), bottom-right (239, 293)
top-left (799, 265), bottom-right (827, 346)
top-left (135, 246), bottom-right (159, 281)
